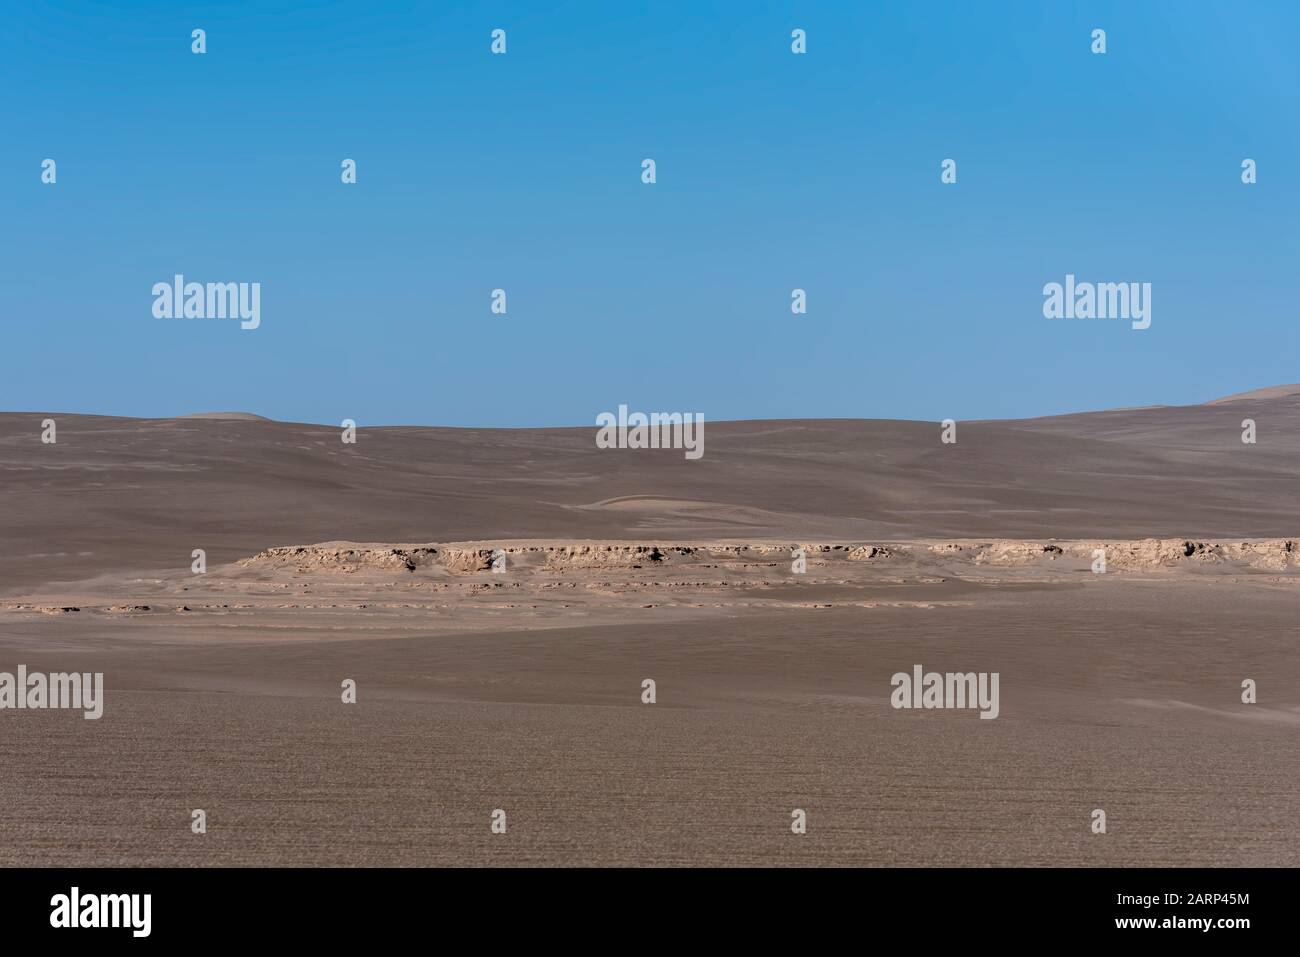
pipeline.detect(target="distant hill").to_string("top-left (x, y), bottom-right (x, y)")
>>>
top-left (174, 412), bottom-right (274, 421)
top-left (2, 387), bottom-right (1299, 588)
top-left (1205, 384), bottom-right (1300, 405)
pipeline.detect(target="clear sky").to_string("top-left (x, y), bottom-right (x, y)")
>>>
top-left (4, 1), bottom-right (1297, 426)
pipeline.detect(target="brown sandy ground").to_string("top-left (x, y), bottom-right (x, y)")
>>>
top-left (0, 538), bottom-right (1296, 866)
top-left (3, 392), bottom-right (1298, 865)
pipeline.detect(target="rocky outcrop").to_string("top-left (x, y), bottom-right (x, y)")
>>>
top-left (236, 538), bottom-right (1297, 576)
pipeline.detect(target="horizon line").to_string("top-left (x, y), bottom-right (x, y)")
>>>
top-left (3, 383), bottom-right (1299, 431)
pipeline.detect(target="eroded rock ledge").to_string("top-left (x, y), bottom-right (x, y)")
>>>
top-left (238, 538), bottom-right (1298, 574)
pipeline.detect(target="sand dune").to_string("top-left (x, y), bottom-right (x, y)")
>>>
top-left (3, 387), bottom-right (1300, 591)
top-left (1204, 383), bottom-right (1300, 405)
top-left (174, 411), bottom-right (275, 421)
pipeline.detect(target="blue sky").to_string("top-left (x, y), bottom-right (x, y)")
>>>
top-left (3, 1), bottom-right (1297, 426)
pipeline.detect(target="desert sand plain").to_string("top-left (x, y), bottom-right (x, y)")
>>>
top-left (1, 388), bottom-right (1298, 866)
